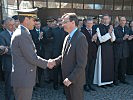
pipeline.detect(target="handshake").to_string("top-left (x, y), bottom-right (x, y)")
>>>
top-left (47, 59), bottom-right (56, 69)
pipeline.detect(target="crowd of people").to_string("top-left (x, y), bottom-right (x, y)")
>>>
top-left (0, 12), bottom-right (133, 100)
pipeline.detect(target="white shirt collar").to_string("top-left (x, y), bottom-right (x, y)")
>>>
top-left (35, 28), bottom-right (40, 32)
top-left (103, 24), bottom-right (109, 26)
top-left (69, 27), bottom-right (78, 39)
top-left (86, 27), bottom-right (92, 31)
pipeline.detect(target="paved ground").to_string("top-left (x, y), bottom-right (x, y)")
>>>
top-left (0, 75), bottom-right (133, 100)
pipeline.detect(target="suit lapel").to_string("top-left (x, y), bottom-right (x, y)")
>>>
top-left (4, 30), bottom-right (12, 46)
top-left (92, 27), bottom-right (96, 36)
top-left (62, 35), bottom-right (69, 56)
top-left (34, 28), bottom-right (39, 38)
top-left (85, 28), bottom-right (92, 38)
top-left (5, 30), bottom-right (11, 40)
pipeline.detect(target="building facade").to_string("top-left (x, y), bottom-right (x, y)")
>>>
top-left (1, 0), bottom-right (133, 21)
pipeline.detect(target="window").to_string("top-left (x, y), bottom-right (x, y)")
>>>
top-left (48, 0), bottom-right (60, 8)
top-left (105, 0), bottom-right (113, 10)
top-left (61, 0), bottom-right (72, 8)
top-left (124, 6), bottom-right (131, 10)
top-left (73, 3), bottom-right (83, 9)
top-left (34, 0), bottom-right (47, 8)
top-left (95, 4), bottom-right (104, 10)
top-left (94, 0), bottom-right (104, 10)
top-left (6, 0), bottom-right (18, 17)
top-left (19, 0), bottom-right (33, 9)
top-left (73, 0), bottom-right (83, 9)
top-left (105, 5), bottom-right (113, 10)
top-left (84, 0), bottom-right (94, 9)
top-left (123, 0), bottom-right (132, 10)
top-left (84, 4), bottom-right (94, 9)
top-left (114, 0), bottom-right (122, 10)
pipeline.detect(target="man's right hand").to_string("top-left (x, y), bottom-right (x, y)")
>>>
top-left (108, 25), bottom-right (113, 34)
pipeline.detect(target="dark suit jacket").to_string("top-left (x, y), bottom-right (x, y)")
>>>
top-left (30, 28), bottom-right (42, 56)
top-left (41, 27), bottom-right (54, 53)
top-left (54, 29), bottom-right (88, 86)
top-left (81, 26), bottom-right (99, 59)
top-left (0, 28), bottom-right (5, 33)
top-left (52, 27), bottom-right (67, 58)
top-left (11, 25), bottom-right (48, 88)
top-left (128, 29), bottom-right (133, 55)
top-left (0, 30), bottom-right (12, 71)
top-left (114, 25), bottom-right (130, 58)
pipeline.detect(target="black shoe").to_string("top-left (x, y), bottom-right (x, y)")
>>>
top-left (63, 89), bottom-right (65, 95)
top-left (45, 79), bottom-right (52, 84)
top-left (107, 84), bottom-right (114, 87)
top-left (89, 85), bottom-right (96, 91)
top-left (99, 85), bottom-right (107, 89)
top-left (35, 83), bottom-right (40, 87)
top-left (120, 80), bottom-right (129, 85)
top-left (84, 85), bottom-right (90, 92)
top-left (114, 81), bottom-right (119, 86)
top-left (53, 84), bottom-right (59, 90)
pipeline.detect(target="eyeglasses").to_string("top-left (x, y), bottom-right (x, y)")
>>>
top-left (9, 23), bottom-right (15, 27)
top-left (121, 20), bottom-right (126, 21)
top-left (61, 20), bottom-right (70, 24)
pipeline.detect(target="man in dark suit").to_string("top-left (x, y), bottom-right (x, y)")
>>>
top-left (114, 16), bottom-right (130, 85)
top-left (0, 17), bottom-right (15, 100)
top-left (42, 18), bottom-right (55, 59)
top-left (81, 18), bottom-right (99, 92)
top-left (127, 21), bottom-right (133, 74)
top-left (11, 12), bottom-right (52, 100)
top-left (0, 20), bottom-right (6, 82)
top-left (41, 19), bottom-right (55, 83)
top-left (30, 18), bottom-right (43, 56)
top-left (48, 13), bottom-right (88, 100)
top-left (30, 18), bottom-right (44, 87)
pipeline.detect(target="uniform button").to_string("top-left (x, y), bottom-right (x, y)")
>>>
top-left (30, 69), bottom-right (33, 72)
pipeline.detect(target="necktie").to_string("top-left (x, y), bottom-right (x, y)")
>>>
top-left (64, 35), bottom-right (71, 55)
top-left (36, 30), bottom-right (40, 39)
top-left (67, 36), bottom-right (71, 43)
top-left (11, 32), bottom-right (13, 36)
top-left (88, 29), bottom-right (92, 36)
